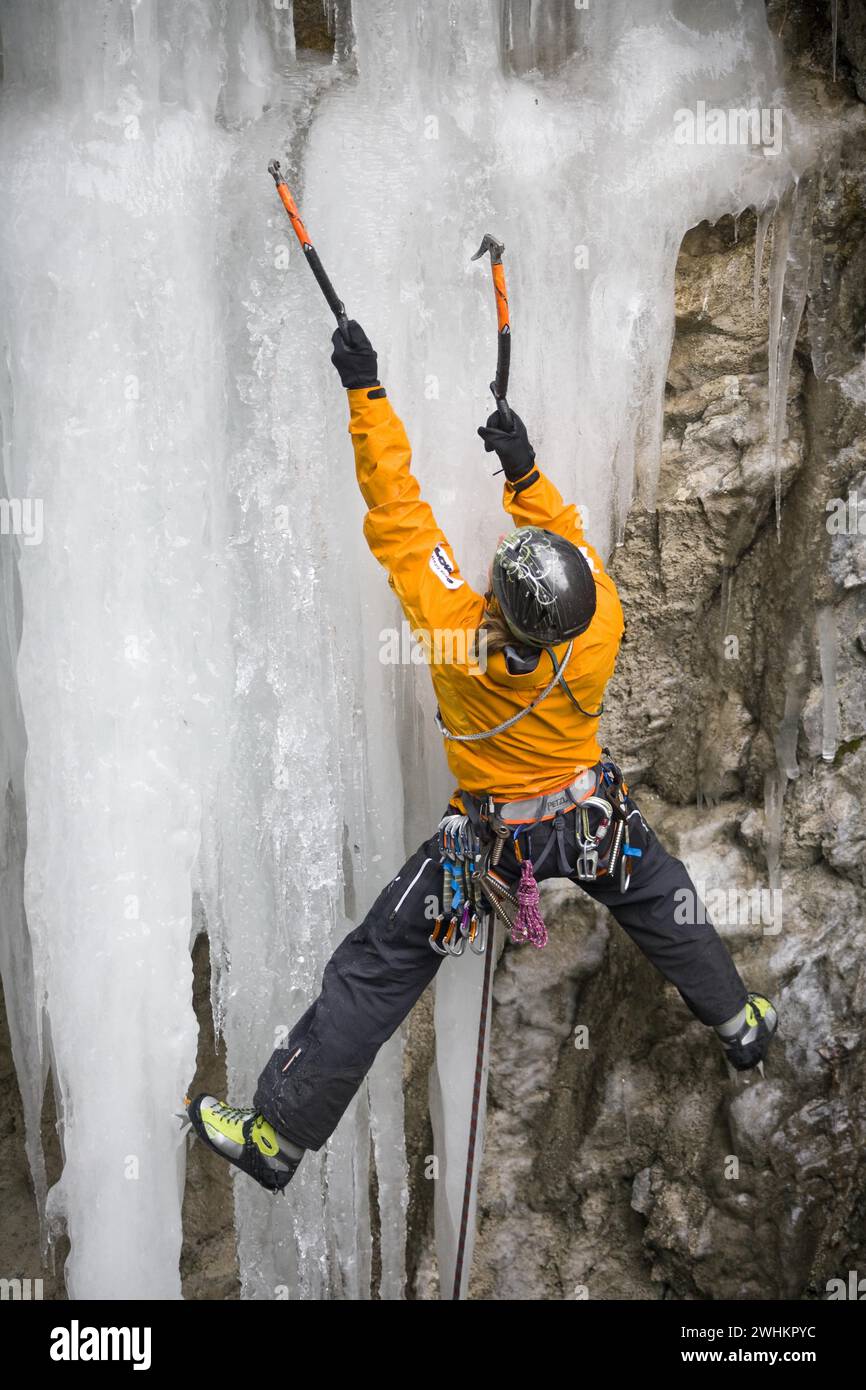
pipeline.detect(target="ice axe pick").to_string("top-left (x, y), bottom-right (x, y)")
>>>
top-left (471, 231), bottom-right (513, 430)
top-left (268, 159), bottom-right (350, 342)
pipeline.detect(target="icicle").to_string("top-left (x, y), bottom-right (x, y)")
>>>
top-left (831, 0), bottom-right (839, 83)
top-left (763, 769), bottom-right (785, 909)
top-left (763, 652), bottom-right (809, 931)
top-left (620, 1075), bottom-right (632, 1150)
top-left (767, 181), bottom-right (814, 538)
top-left (502, 0), bottom-right (532, 75)
top-left (719, 565), bottom-right (734, 643)
top-left (753, 203), bottom-right (774, 314)
top-left (323, 0), bottom-right (353, 65)
top-left (776, 668), bottom-right (805, 781)
top-left (816, 605), bottom-right (839, 763)
top-left (767, 190), bottom-right (793, 536)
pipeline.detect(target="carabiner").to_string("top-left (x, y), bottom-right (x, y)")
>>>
top-left (428, 915), bottom-right (450, 956)
top-left (443, 915), bottom-right (466, 957)
top-left (620, 832), bottom-right (632, 892)
top-left (469, 911), bottom-right (489, 955)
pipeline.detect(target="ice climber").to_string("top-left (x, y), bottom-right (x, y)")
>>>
top-left (187, 321), bottom-right (778, 1192)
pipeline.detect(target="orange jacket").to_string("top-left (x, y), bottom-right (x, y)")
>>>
top-left (348, 385), bottom-right (625, 801)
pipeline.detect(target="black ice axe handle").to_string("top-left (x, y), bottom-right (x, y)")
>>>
top-left (268, 160), bottom-right (350, 341)
top-left (472, 231), bottom-right (512, 430)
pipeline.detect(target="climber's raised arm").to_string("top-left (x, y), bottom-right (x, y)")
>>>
top-left (478, 408), bottom-right (607, 580)
top-left (332, 322), bottom-right (481, 637)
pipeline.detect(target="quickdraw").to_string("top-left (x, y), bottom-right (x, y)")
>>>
top-left (574, 795), bottom-right (613, 879)
top-left (429, 814), bottom-right (491, 958)
top-left (598, 747), bottom-right (643, 892)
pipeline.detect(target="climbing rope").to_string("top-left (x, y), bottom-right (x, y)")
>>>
top-left (451, 912), bottom-right (496, 1301)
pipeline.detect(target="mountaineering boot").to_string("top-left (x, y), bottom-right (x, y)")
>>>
top-left (185, 1095), bottom-right (304, 1193)
top-left (715, 993), bottom-right (778, 1074)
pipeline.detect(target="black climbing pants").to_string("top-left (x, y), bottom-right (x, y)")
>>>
top-left (253, 789), bottom-right (748, 1151)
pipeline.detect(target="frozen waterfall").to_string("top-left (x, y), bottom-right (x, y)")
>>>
top-left (0, 0), bottom-right (819, 1298)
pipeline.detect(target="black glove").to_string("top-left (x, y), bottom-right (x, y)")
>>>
top-left (330, 320), bottom-right (379, 390)
top-left (477, 409), bottom-right (536, 483)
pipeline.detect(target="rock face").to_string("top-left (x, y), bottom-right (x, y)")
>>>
top-left (452, 7), bottom-right (866, 1301)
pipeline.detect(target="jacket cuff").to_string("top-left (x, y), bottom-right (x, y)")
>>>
top-left (508, 468), bottom-right (540, 495)
top-left (347, 383), bottom-right (385, 401)
top-left (347, 384), bottom-right (391, 431)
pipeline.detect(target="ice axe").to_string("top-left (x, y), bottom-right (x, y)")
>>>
top-left (268, 160), bottom-right (350, 342)
top-left (471, 232), bottom-right (513, 430)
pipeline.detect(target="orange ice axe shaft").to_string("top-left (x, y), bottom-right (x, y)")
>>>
top-left (471, 232), bottom-right (512, 429)
top-left (268, 159), bottom-right (350, 341)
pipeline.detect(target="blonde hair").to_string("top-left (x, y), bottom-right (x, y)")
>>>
top-left (478, 591), bottom-right (514, 655)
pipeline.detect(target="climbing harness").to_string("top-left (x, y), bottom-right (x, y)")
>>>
top-left (436, 750), bottom-right (644, 956)
top-left (493, 765), bottom-right (598, 825)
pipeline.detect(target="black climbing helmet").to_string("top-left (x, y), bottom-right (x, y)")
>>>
top-left (491, 526), bottom-right (596, 647)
